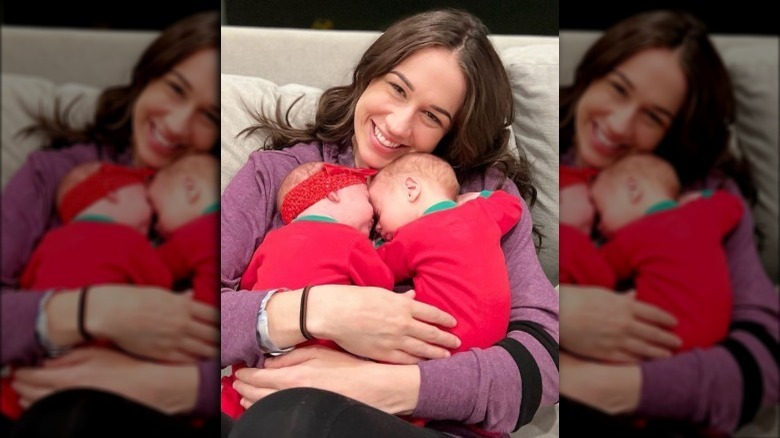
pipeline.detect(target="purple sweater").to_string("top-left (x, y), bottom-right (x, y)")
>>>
top-left (561, 151), bottom-right (779, 433)
top-left (220, 141), bottom-right (560, 436)
top-left (0, 143), bottom-right (218, 417)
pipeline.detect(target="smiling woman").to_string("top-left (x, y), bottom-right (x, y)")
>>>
top-left (1, 11), bottom-right (220, 438)
top-left (220, 8), bottom-right (558, 438)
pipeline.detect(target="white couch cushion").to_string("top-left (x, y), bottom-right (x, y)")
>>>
top-left (1, 74), bottom-right (99, 188)
top-left (501, 45), bottom-right (560, 285)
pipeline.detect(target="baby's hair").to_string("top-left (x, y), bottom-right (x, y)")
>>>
top-left (160, 154), bottom-right (220, 200)
top-left (277, 161), bottom-right (327, 212)
top-left (56, 161), bottom-right (103, 209)
top-left (374, 153), bottom-right (460, 200)
top-left (603, 153), bottom-right (681, 198)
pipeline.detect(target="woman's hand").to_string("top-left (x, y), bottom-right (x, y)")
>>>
top-left (48, 285), bottom-right (219, 362)
top-left (232, 346), bottom-right (420, 415)
top-left (560, 351), bottom-right (641, 414)
top-left (559, 285), bottom-right (681, 362)
top-left (12, 347), bottom-right (199, 414)
top-left (305, 287), bottom-right (461, 364)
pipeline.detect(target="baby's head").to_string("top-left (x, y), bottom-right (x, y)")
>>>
top-left (57, 162), bottom-right (154, 235)
top-left (278, 162), bottom-right (376, 236)
top-left (147, 154), bottom-right (219, 238)
top-left (560, 166), bottom-right (599, 234)
top-left (369, 153), bottom-right (459, 242)
top-left (590, 153), bottom-right (680, 237)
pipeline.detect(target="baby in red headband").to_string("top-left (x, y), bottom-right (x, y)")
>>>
top-left (19, 162), bottom-right (171, 291)
top-left (221, 161), bottom-right (394, 419)
top-left (2, 161), bottom-right (172, 420)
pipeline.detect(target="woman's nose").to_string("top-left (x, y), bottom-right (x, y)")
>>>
top-left (605, 105), bottom-right (635, 140)
top-left (385, 107), bottom-right (414, 141)
top-left (164, 104), bottom-right (195, 140)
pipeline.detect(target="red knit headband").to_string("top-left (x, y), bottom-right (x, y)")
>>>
top-left (280, 163), bottom-right (376, 224)
top-left (59, 163), bottom-right (155, 223)
top-left (560, 166), bottom-right (599, 189)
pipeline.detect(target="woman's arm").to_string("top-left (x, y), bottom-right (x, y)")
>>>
top-left (414, 178), bottom-right (559, 433)
top-left (636, 179), bottom-right (778, 433)
top-left (13, 348), bottom-right (214, 416)
top-left (1, 144), bottom-right (102, 364)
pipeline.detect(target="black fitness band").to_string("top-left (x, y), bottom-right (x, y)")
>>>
top-left (77, 286), bottom-right (94, 342)
top-left (299, 285), bottom-right (316, 341)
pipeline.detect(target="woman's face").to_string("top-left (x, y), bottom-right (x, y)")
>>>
top-left (132, 48), bottom-right (218, 169)
top-left (575, 48), bottom-right (687, 169)
top-left (352, 47), bottom-right (467, 170)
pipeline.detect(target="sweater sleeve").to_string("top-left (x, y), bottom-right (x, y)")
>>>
top-left (220, 150), bottom-right (304, 367)
top-left (414, 179), bottom-right (559, 434)
top-left (1, 145), bottom-right (98, 365)
top-left (637, 179), bottom-right (779, 433)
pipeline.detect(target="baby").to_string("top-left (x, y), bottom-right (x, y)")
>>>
top-left (369, 152), bottom-right (521, 355)
top-left (221, 161), bottom-right (393, 419)
top-left (589, 153), bottom-right (743, 351)
top-left (2, 161), bottom-right (170, 419)
top-left (149, 153), bottom-right (221, 307)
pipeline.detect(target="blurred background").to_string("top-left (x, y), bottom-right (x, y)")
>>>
top-left (221, 0), bottom-right (558, 35)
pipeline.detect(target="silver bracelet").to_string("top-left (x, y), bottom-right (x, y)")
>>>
top-left (256, 289), bottom-right (295, 356)
top-left (35, 290), bottom-right (72, 357)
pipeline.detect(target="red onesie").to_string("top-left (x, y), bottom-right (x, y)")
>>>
top-left (599, 191), bottom-right (744, 351)
top-left (1, 220), bottom-right (171, 419)
top-left (221, 217), bottom-right (393, 419)
top-left (157, 211), bottom-right (219, 307)
top-left (376, 190), bottom-right (521, 355)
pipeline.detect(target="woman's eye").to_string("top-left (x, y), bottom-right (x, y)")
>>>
top-left (610, 82), bottom-right (627, 96)
top-left (168, 81), bottom-right (185, 96)
top-left (645, 111), bottom-right (664, 127)
top-left (389, 82), bottom-right (405, 97)
top-left (423, 110), bottom-right (442, 126)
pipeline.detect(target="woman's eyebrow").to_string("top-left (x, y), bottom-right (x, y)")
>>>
top-left (171, 71), bottom-right (192, 91)
top-left (389, 70), bottom-right (453, 122)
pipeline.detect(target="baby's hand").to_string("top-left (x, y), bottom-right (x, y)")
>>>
top-left (679, 190), bottom-right (704, 205)
top-left (456, 192), bottom-right (481, 206)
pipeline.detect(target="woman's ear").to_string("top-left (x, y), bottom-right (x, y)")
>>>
top-left (405, 177), bottom-right (421, 202)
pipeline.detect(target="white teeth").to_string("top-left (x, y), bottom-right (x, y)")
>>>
top-left (152, 125), bottom-right (176, 149)
top-left (374, 125), bottom-right (401, 148)
top-left (594, 125), bottom-right (619, 149)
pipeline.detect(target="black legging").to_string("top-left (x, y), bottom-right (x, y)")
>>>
top-left (559, 397), bottom-right (729, 438)
top-left (1, 389), bottom-right (218, 438)
top-left (223, 388), bottom-right (454, 438)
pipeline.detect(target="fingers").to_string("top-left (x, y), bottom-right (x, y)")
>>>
top-left (400, 336), bottom-right (452, 361)
top-left (189, 300), bottom-right (219, 324)
top-left (409, 301), bottom-right (457, 328)
top-left (186, 319), bottom-right (220, 344)
top-left (382, 350), bottom-right (425, 365)
top-left (631, 300), bottom-right (678, 328)
top-left (408, 319), bottom-right (461, 350)
top-left (177, 337), bottom-right (219, 359)
top-left (621, 338), bottom-right (674, 360)
top-left (12, 380), bottom-right (51, 408)
top-left (628, 320), bottom-right (682, 350)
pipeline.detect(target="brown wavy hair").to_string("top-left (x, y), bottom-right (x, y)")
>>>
top-left (242, 8), bottom-right (541, 246)
top-left (560, 9), bottom-right (754, 201)
top-left (21, 11), bottom-right (220, 160)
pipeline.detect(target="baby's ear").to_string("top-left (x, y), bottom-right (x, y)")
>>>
top-left (405, 177), bottom-right (421, 202)
top-left (184, 176), bottom-right (200, 203)
top-left (326, 191), bottom-right (340, 203)
top-left (626, 176), bottom-right (642, 202)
